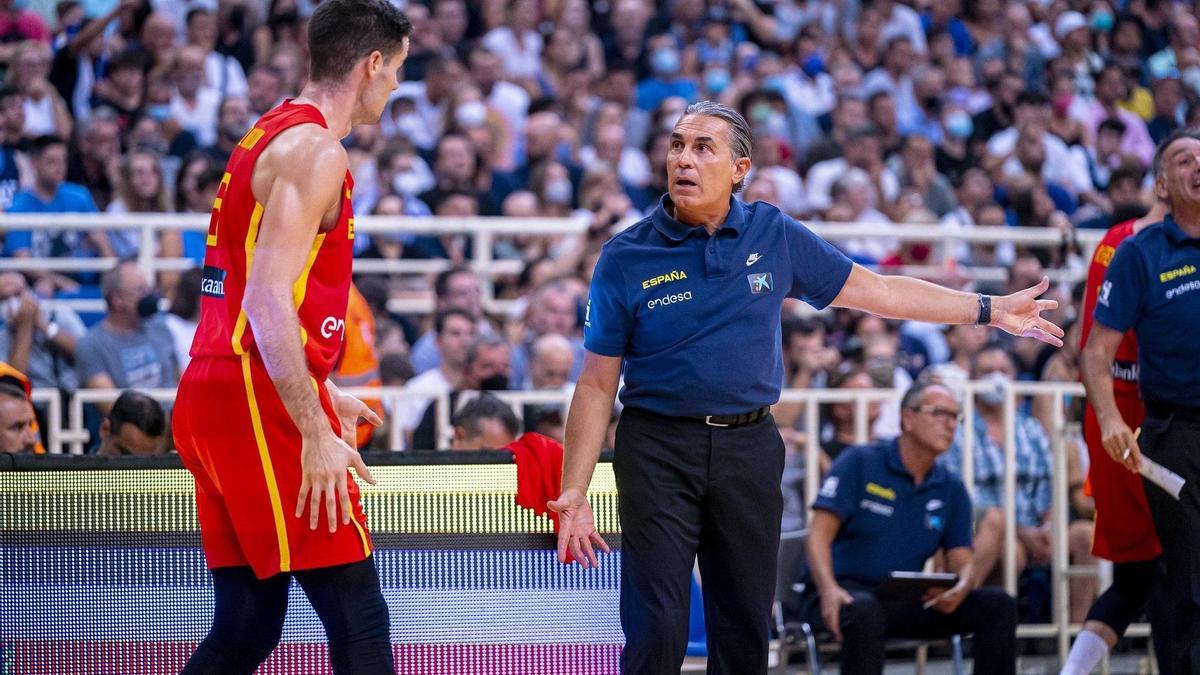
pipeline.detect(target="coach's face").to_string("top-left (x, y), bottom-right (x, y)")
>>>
top-left (666, 114), bottom-right (750, 224)
top-left (1157, 136), bottom-right (1200, 208)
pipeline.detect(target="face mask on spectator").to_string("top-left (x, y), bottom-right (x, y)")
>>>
top-left (1182, 67), bottom-right (1200, 97)
top-left (1052, 93), bottom-right (1073, 117)
top-left (945, 111), bottom-right (973, 139)
top-left (394, 113), bottom-right (430, 145)
top-left (454, 101), bottom-right (487, 129)
top-left (222, 118), bottom-right (251, 140)
top-left (392, 170), bottom-right (430, 197)
top-left (977, 371), bottom-right (1010, 406)
top-left (137, 291), bottom-right (162, 320)
top-left (763, 75), bottom-right (787, 94)
top-left (802, 53), bottom-right (825, 78)
top-left (1090, 9), bottom-right (1114, 32)
top-left (147, 104), bottom-right (171, 122)
top-left (866, 357), bottom-right (895, 387)
top-left (659, 111), bottom-right (683, 132)
top-left (704, 69), bottom-right (730, 95)
top-left (544, 179), bottom-right (573, 206)
top-left (651, 49), bottom-right (680, 77)
top-left (479, 374), bottom-right (508, 391)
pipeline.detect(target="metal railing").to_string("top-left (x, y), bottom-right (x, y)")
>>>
top-left (0, 214), bottom-right (1104, 316)
top-left (28, 379), bottom-right (1138, 667)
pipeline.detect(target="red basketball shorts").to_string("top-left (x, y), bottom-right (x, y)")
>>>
top-left (173, 354), bottom-right (373, 579)
top-left (1083, 395), bottom-right (1160, 562)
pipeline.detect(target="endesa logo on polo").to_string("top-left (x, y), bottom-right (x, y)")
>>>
top-left (647, 291), bottom-right (693, 310)
top-left (641, 270), bottom-right (688, 289)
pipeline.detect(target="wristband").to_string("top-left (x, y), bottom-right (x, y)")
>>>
top-left (44, 322), bottom-right (59, 339)
top-left (975, 294), bottom-right (992, 325)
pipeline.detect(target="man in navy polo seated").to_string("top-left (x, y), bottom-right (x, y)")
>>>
top-left (803, 382), bottom-right (1017, 675)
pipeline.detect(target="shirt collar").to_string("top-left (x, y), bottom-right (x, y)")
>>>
top-left (886, 438), bottom-right (947, 486)
top-left (1161, 214), bottom-right (1200, 245)
top-left (651, 195), bottom-right (745, 242)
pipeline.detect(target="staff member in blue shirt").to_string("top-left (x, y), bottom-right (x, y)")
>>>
top-left (804, 382), bottom-right (1016, 675)
top-left (1083, 128), bottom-right (1200, 675)
top-left (549, 100), bottom-right (1063, 675)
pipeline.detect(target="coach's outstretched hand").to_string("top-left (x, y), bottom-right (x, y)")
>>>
top-left (548, 488), bottom-right (611, 569)
top-left (297, 430), bottom-right (377, 533)
top-left (991, 276), bottom-right (1066, 347)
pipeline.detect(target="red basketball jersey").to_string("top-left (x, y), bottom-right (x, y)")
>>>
top-left (1079, 219), bottom-right (1139, 393)
top-left (190, 100), bottom-right (356, 381)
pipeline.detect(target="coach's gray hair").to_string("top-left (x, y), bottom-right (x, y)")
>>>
top-left (681, 100), bottom-right (754, 193)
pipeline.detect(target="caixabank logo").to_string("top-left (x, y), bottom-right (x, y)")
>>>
top-left (747, 272), bottom-right (773, 294)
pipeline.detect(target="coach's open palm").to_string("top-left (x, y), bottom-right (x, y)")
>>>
top-left (992, 276), bottom-right (1065, 347)
top-left (548, 488), bottom-right (611, 569)
top-left (296, 430), bottom-right (376, 533)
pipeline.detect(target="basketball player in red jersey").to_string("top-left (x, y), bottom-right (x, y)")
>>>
top-left (1060, 196), bottom-right (1168, 675)
top-left (172, 2), bottom-right (411, 673)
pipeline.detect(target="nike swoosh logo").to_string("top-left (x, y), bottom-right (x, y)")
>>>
top-left (746, 253), bottom-right (761, 266)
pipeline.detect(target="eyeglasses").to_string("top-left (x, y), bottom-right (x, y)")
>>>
top-left (912, 405), bottom-right (963, 424)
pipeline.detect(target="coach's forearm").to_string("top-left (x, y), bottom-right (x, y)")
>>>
top-left (876, 275), bottom-right (978, 324)
top-left (833, 267), bottom-right (980, 325)
top-left (561, 382), bottom-right (615, 494)
top-left (1081, 343), bottom-right (1121, 425)
top-left (244, 286), bottom-right (327, 439)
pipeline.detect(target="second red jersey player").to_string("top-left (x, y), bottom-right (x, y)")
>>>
top-left (1080, 217), bottom-right (1160, 563)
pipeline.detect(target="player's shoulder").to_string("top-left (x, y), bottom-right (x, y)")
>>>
top-left (261, 124), bottom-right (347, 174)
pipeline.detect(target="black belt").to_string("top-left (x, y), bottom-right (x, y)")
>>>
top-left (1145, 400), bottom-right (1200, 421)
top-left (694, 405), bottom-right (771, 428)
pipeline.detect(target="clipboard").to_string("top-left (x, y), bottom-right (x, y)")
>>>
top-left (874, 571), bottom-right (959, 601)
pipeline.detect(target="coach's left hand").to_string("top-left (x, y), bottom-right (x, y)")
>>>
top-left (329, 386), bottom-right (384, 448)
top-left (991, 276), bottom-right (1065, 347)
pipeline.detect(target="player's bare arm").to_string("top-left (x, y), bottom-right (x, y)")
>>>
top-left (831, 264), bottom-right (1065, 347)
top-left (243, 125), bottom-right (374, 533)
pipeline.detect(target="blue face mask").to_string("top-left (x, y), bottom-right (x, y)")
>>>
top-left (704, 69), bottom-right (731, 94)
top-left (763, 75), bottom-right (787, 94)
top-left (945, 111), bottom-right (973, 139)
top-left (1091, 10), bottom-right (1114, 33)
top-left (146, 104), bottom-right (171, 122)
top-left (801, 53), bottom-right (825, 78)
top-left (651, 49), bottom-right (680, 77)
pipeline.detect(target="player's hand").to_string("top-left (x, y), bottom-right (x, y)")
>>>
top-left (819, 585), bottom-right (855, 641)
top-left (547, 487), bottom-right (610, 569)
top-left (992, 276), bottom-right (1065, 347)
top-left (329, 387), bottom-right (384, 448)
top-left (296, 430), bottom-right (376, 532)
top-left (923, 581), bottom-right (969, 615)
top-left (1099, 414), bottom-right (1141, 473)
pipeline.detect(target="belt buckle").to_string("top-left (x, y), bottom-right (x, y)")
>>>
top-left (705, 415), bottom-right (730, 428)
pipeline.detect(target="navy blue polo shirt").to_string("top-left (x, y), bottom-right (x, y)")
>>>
top-left (810, 441), bottom-right (973, 587)
top-left (584, 196), bottom-right (853, 416)
top-left (1094, 215), bottom-right (1200, 407)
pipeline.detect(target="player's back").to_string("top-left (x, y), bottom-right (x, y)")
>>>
top-left (189, 100), bottom-right (356, 381)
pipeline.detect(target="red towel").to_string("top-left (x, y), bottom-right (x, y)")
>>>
top-left (505, 432), bottom-right (564, 530)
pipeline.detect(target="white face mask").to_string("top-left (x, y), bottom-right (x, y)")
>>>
top-left (977, 371), bottom-right (1010, 406)
top-left (543, 178), bottom-right (573, 205)
top-left (454, 101), bottom-right (488, 129)
top-left (392, 169), bottom-right (431, 196)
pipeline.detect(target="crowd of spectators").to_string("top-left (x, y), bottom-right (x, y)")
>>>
top-left (0, 0), bottom-right (1189, 628)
